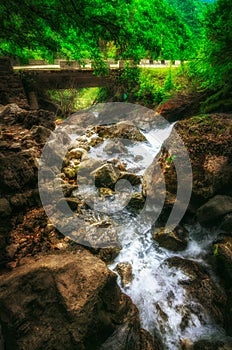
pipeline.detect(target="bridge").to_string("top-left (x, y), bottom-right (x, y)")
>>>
top-left (14, 59), bottom-right (181, 91)
top-left (0, 57), bottom-right (181, 109)
top-left (17, 69), bottom-right (117, 90)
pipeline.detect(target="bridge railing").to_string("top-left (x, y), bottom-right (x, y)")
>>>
top-left (13, 59), bottom-right (181, 71)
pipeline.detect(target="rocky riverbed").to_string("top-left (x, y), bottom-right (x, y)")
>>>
top-left (0, 102), bottom-right (232, 349)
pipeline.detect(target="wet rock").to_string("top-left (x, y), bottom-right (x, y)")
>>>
top-left (0, 251), bottom-right (153, 350)
top-left (179, 338), bottom-right (193, 349)
top-left (214, 236), bottom-right (232, 288)
top-left (39, 178), bottom-right (78, 205)
top-left (99, 324), bottom-right (154, 350)
top-left (77, 157), bottom-right (103, 177)
top-left (197, 195), bottom-right (232, 226)
top-left (114, 262), bottom-right (133, 287)
top-left (63, 166), bottom-right (78, 179)
top-left (67, 147), bottom-right (87, 161)
top-left (165, 256), bottom-right (227, 325)
top-left (80, 221), bottom-right (122, 262)
top-left (30, 125), bottom-right (52, 145)
top-left (95, 121), bottom-right (146, 142)
top-left (91, 163), bottom-right (121, 189)
top-left (152, 225), bottom-right (188, 251)
top-left (0, 198), bottom-right (12, 218)
top-left (127, 192), bottom-right (145, 211)
top-left (120, 172), bottom-right (141, 186)
top-left (192, 338), bottom-right (232, 350)
top-left (98, 187), bottom-right (115, 196)
top-left (104, 139), bottom-right (128, 155)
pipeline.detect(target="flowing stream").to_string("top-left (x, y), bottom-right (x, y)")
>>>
top-left (85, 122), bottom-right (228, 349)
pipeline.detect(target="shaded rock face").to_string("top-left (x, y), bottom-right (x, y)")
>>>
top-left (0, 152), bottom-right (38, 193)
top-left (0, 104), bottom-right (56, 264)
top-left (0, 252), bottom-right (154, 350)
top-left (165, 257), bottom-right (227, 325)
top-left (142, 113), bottom-right (232, 225)
top-left (0, 103), bottom-right (55, 130)
top-left (197, 195), bottom-right (232, 226)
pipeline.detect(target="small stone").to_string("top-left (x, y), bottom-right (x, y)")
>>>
top-left (67, 147), bottom-right (87, 160)
top-left (114, 262), bottom-right (133, 287)
top-left (54, 242), bottom-right (68, 250)
top-left (45, 223), bottom-right (55, 233)
top-left (98, 187), bottom-right (115, 196)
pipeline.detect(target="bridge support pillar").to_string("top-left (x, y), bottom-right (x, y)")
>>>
top-left (28, 91), bottom-right (39, 110)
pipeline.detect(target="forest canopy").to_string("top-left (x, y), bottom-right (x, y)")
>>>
top-left (0, 0), bottom-right (212, 62)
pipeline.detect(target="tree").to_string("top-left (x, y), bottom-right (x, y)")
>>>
top-left (193, 0), bottom-right (232, 110)
top-left (0, 0), bottom-right (131, 62)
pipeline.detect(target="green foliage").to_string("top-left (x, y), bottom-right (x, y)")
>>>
top-left (213, 244), bottom-right (219, 257)
top-left (188, 0), bottom-right (232, 110)
top-left (0, 0), bottom-right (207, 63)
top-left (136, 67), bottom-right (182, 105)
top-left (119, 63), bottom-right (140, 89)
top-left (48, 87), bottom-right (100, 116)
top-left (166, 155), bottom-right (177, 162)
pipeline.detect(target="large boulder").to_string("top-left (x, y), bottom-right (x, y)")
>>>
top-left (152, 225), bottom-right (188, 251)
top-left (143, 114), bottom-right (232, 221)
top-left (0, 251), bottom-right (154, 350)
top-left (197, 195), bottom-right (232, 226)
top-left (156, 92), bottom-right (206, 122)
